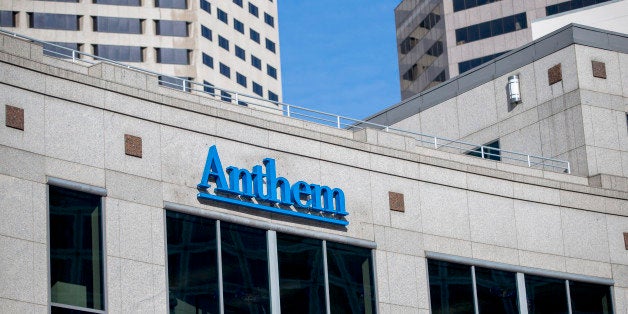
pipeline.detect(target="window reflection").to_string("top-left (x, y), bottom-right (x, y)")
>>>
top-left (327, 241), bottom-right (376, 314)
top-left (475, 267), bottom-right (518, 314)
top-left (525, 274), bottom-right (568, 314)
top-left (428, 260), bottom-right (475, 314)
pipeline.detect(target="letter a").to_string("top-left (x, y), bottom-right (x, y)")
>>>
top-left (197, 145), bottom-right (228, 191)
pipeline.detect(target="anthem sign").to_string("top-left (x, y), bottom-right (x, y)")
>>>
top-left (197, 145), bottom-right (349, 226)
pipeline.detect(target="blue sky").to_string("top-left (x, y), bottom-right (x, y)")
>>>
top-left (277, 1), bottom-right (401, 121)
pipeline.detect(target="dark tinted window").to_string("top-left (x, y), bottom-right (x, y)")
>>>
top-left (93, 16), bottom-right (141, 34)
top-left (248, 2), bottom-right (258, 16)
top-left (251, 55), bottom-right (261, 69)
top-left (264, 12), bottom-right (274, 27)
top-left (570, 281), bottom-right (614, 314)
top-left (253, 82), bottom-right (263, 96)
top-left (217, 8), bottom-right (228, 24)
top-left (156, 48), bottom-right (190, 64)
top-left (220, 222), bottom-right (270, 313)
top-left (159, 76), bottom-right (191, 91)
top-left (233, 0), bottom-right (243, 6)
top-left (202, 52), bottom-right (213, 68)
top-left (277, 234), bottom-right (325, 313)
top-left (29, 13), bottom-right (80, 30)
top-left (235, 45), bottom-right (245, 60)
top-left (268, 91), bottom-right (278, 102)
top-left (525, 274), bottom-right (568, 313)
top-left (475, 267), bottom-right (518, 313)
top-left (466, 140), bottom-right (501, 161)
top-left (219, 63), bottom-right (230, 78)
top-left (49, 186), bottom-right (104, 311)
top-left (428, 260), bottom-right (475, 314)
top-left (94, 45), bottom-right (143, 62)
top-left (546, 0), bottom-right (611, 16)
top-left (156, 20), bottom-right (188, 36)
top-left (0, 11), bottom-right (16, 27)
top-left (218, 35), bottom-right (229, 51)
top-left (265, 38), bottom-right (276, 53)
top-left (94, 0), bottom-right (140, 5)
top-left (220, 90), bottom-right (231, 102)
top-left (236, 72), bottom-right (247, 87)
top-left (200, 0), bottom-right (210, 13)
top-left (166, 211), bottom-right (219, 314)
top-left (453, 0), bottom-right (501, 12)
top-left (267, 65), bottom-right (277, 79)
top-left (234, 18), bottom-right (244, 33)
top-left (203, 80), bottom-right (215, 94)
top-left (327, 241), bottom-right (376, 313)
top-left (201, 25), bottom-right (212, 40)
top-left (455, 13), bottom-right (527, 45)
top-left (155, 0), bottom-right (187, 9)
top-left (250, 28), bottom-right (260, 43)
top-left (458, 51), bottom-right (508, 73)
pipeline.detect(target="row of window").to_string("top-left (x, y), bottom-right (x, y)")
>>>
top-left (201, 0), bottom-right (275, 28)
top-left (452, 0), bottom-right (501, 12)
top-left (48, 185), bottom-right (371, 313)
top-left (458, 50), bottom-right (508, 74)
top-left (398, 5), bottom-right (441, 55)
top-left (201, 80), bottom-right (279, 104)
top-left (545, 0), bottom-right (612, 16)
top-left (455, 12), bottom-right (527, 45)
top-left (428, 259), bottom-right (614, 314)
top-left (402, 40), bottom-right (445, 82)
top-left (30, 0), bottom-right (188, 9)
top-left (209, 4), bottom-right (276, 54)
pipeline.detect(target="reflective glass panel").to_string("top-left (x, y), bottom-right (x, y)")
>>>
top-left (93, 16), bottom-right (141, 34)
top-left (156, 20), bottom-right (188, 37)
top-left (49, 185), bottom-right (104, 311)
top-left (220, 222), bottom-right (270, 313)
top-left (94, 45), bottom-right (143, 62)
top-left (475, 267), bottom-right (518, 314)
top-left (156, 48), bottom-right (189, 65)
top-left (428, 260), bottom-right (474, 314)
top-left (166, 211), bottom-right (219, 314)
top-left (43, 42), bottom-right (79, 59)
top-left (570, 281), bottom-right (614, 314)
top-left (93, 0), bottom-right (141, 6)
top-left (155, 0), bottom-right (187, 9)
top-left (525, 274), bottom-right (568, 314)
top-left (327, 241), bottom-right (376, 314)
top-left (29, 13), bottom-right (79, 30)
top-left (277, 233), bottom-right (325, 313)
top-left (0, 11), bottom-right (15, 27)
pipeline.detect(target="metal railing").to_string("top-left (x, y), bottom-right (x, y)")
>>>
top-left (0, 29), bottom-right (571, 174)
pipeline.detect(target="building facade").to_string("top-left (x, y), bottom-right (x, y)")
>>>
top-left (394, 0), bottom-right (616, 99)
top-left (0, 0), bottom-right (282, 103)
top-left (0, 29), bottom-right (627, 313)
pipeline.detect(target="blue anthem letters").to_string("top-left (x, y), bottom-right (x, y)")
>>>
top-left (197, 146), bottom-right (348, 226)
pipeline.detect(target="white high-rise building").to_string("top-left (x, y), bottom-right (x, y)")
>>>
top-left (0, 0), bottom-right (282, 102)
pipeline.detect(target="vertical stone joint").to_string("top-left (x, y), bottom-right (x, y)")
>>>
top-left (548, 63), bottom-right (562, 85)
top-left (624, 232), bottom-right (628, 250)
top-left (124, 134), bottom-right (142, 158)
top-left (5, 105), bottom-right (24, 130)
top-left (591, 61), bottom-right (606, 79)
top-left (388, 191), bottom-right (405, 212)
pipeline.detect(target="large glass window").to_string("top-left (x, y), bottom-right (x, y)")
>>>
top-left (93, 16), bottom-right (142, 34)
top-left (277, 234), bottom-right (325, 313)
top-left (570, 281), bottom-right (614, 314)
top-left (166, 211), bottom-right (219, 314)
top-left (93, 44), bottom-right (143, 62)
top-left (546, 0), bottom-right (611, 16)
top-left (327, 241), bottom-right (376, 313)
top-left (221, 222), bottom-right (270, 313)
top-left (428, 259), bottom-right (615, 314)
top-left (165, 211), bottom-right (376, 314)
top-left (29, 13), bottom-right (81, 30)
top-left (525, 274), bottom-right (568, 313)
top-left (156, 20), bottom-right (188, 37)
top-left (428, 260), bottom-right (475, 314)
top-left (156, 48), bottom-right (190, 65)
top-left (49, 185), bottom-right (104, 312)
top-left (458, 51), bottom-right (509, 74)
top-left (453, 0), bottom-right (501, 12)
top-left (155, 0), bottom-right (187, 9)
top-left (0, 11), bottom-right (16, 27)
top-left (455, 13), bottom-right (527, 45)
top-left (474, 267), bottom-right (518, 313)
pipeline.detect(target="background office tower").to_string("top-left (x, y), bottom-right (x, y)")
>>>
top-left (0, 0), bottom-right (282, 102)
top-left (394, 0), bottom-right (613, 99)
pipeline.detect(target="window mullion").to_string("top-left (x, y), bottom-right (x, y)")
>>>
top-left (516, 272), bottom-right (529, 314)
top-left (216, 220), bottom-right (224, 314)
top-left (566, 280), bottom-right (573, 314)
top-left (267, 230), bottom-right (281, 313)
top-left (471, 265), bottom-right (479, 314)
top-left (323, 240), bottom-right (331, 314)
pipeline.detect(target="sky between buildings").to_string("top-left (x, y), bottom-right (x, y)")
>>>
top-left (278, 1), bottom-right (401, 121)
